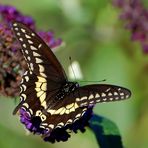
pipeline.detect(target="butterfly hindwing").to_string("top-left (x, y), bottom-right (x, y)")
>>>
top-left (39, 100), bottom-right (87, 133)
top-left (38, 84), bottom-right (131, 134)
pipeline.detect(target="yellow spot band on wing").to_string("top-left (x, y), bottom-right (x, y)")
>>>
top-left (47, 103), bottom-right (79, 115)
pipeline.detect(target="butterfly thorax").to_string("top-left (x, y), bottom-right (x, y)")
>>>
top-left (55, 82), bottom-right (79, 100)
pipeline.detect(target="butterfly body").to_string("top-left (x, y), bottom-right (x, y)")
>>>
top-left (12, 21), bottom-right (131, 140)
top-left (54, 81), bottom-right (79, 101)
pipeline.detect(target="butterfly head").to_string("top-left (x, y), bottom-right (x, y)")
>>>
top-left (64, 82), bottom-right (79, 93)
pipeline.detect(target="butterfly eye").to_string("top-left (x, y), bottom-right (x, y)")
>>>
top-left (36, 110), bottom-right (42, 116)
top-left (41, 115), bottom-right (46, 121)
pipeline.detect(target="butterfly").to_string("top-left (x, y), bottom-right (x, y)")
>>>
top-left (12, 21), bottom-right (131, 138)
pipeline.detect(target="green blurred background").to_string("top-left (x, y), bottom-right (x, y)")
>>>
top-left (0, 0), bottom-right (148, 148)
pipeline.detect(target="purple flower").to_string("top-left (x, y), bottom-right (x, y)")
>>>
top-left (19, 107), bottom-right (93, 143)
top-left (113, 0), bottom-right (148, 54)
top-left (38, 31), bottom-right (62, 49)
top-left (0, 5), bottom-right (35, 29)
top-left (0, 4), bottom-right (63, 97)
top-left (19, 108), bottom-right (48, 135)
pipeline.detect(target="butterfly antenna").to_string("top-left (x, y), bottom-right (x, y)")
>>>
top-left (78, 79), bottom-right (106, 83)
top-left (68, 57), bottom-right (106, 84)
top-left (69, 56), bottom-right (77, 81)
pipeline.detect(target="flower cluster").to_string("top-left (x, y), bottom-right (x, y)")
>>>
top-left (20, 107), bottom-right (93, 143)
top-left (113, 0), bottom-right (148, 53)
top-left (38, 31), bottom-right (62, 49)
top-left (0, 5), bottom-right (35, 29)
top-left (0, 4), bottom-right (62, 97)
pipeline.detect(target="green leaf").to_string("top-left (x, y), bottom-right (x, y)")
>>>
top-left (89, 114), bottom-right (124, 148)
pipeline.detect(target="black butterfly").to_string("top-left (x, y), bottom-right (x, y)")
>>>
top-left (12, 21), bottom-right (131, 137)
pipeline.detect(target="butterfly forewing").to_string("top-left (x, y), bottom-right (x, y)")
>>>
top-left (12, 21), bottom-right (67, 114)
top-left (13, 71), bottom-right (62, 115)
top-left (74, 84), bottom-right (131, 107)
top-left (12, 21), bottom-right (67, 81)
